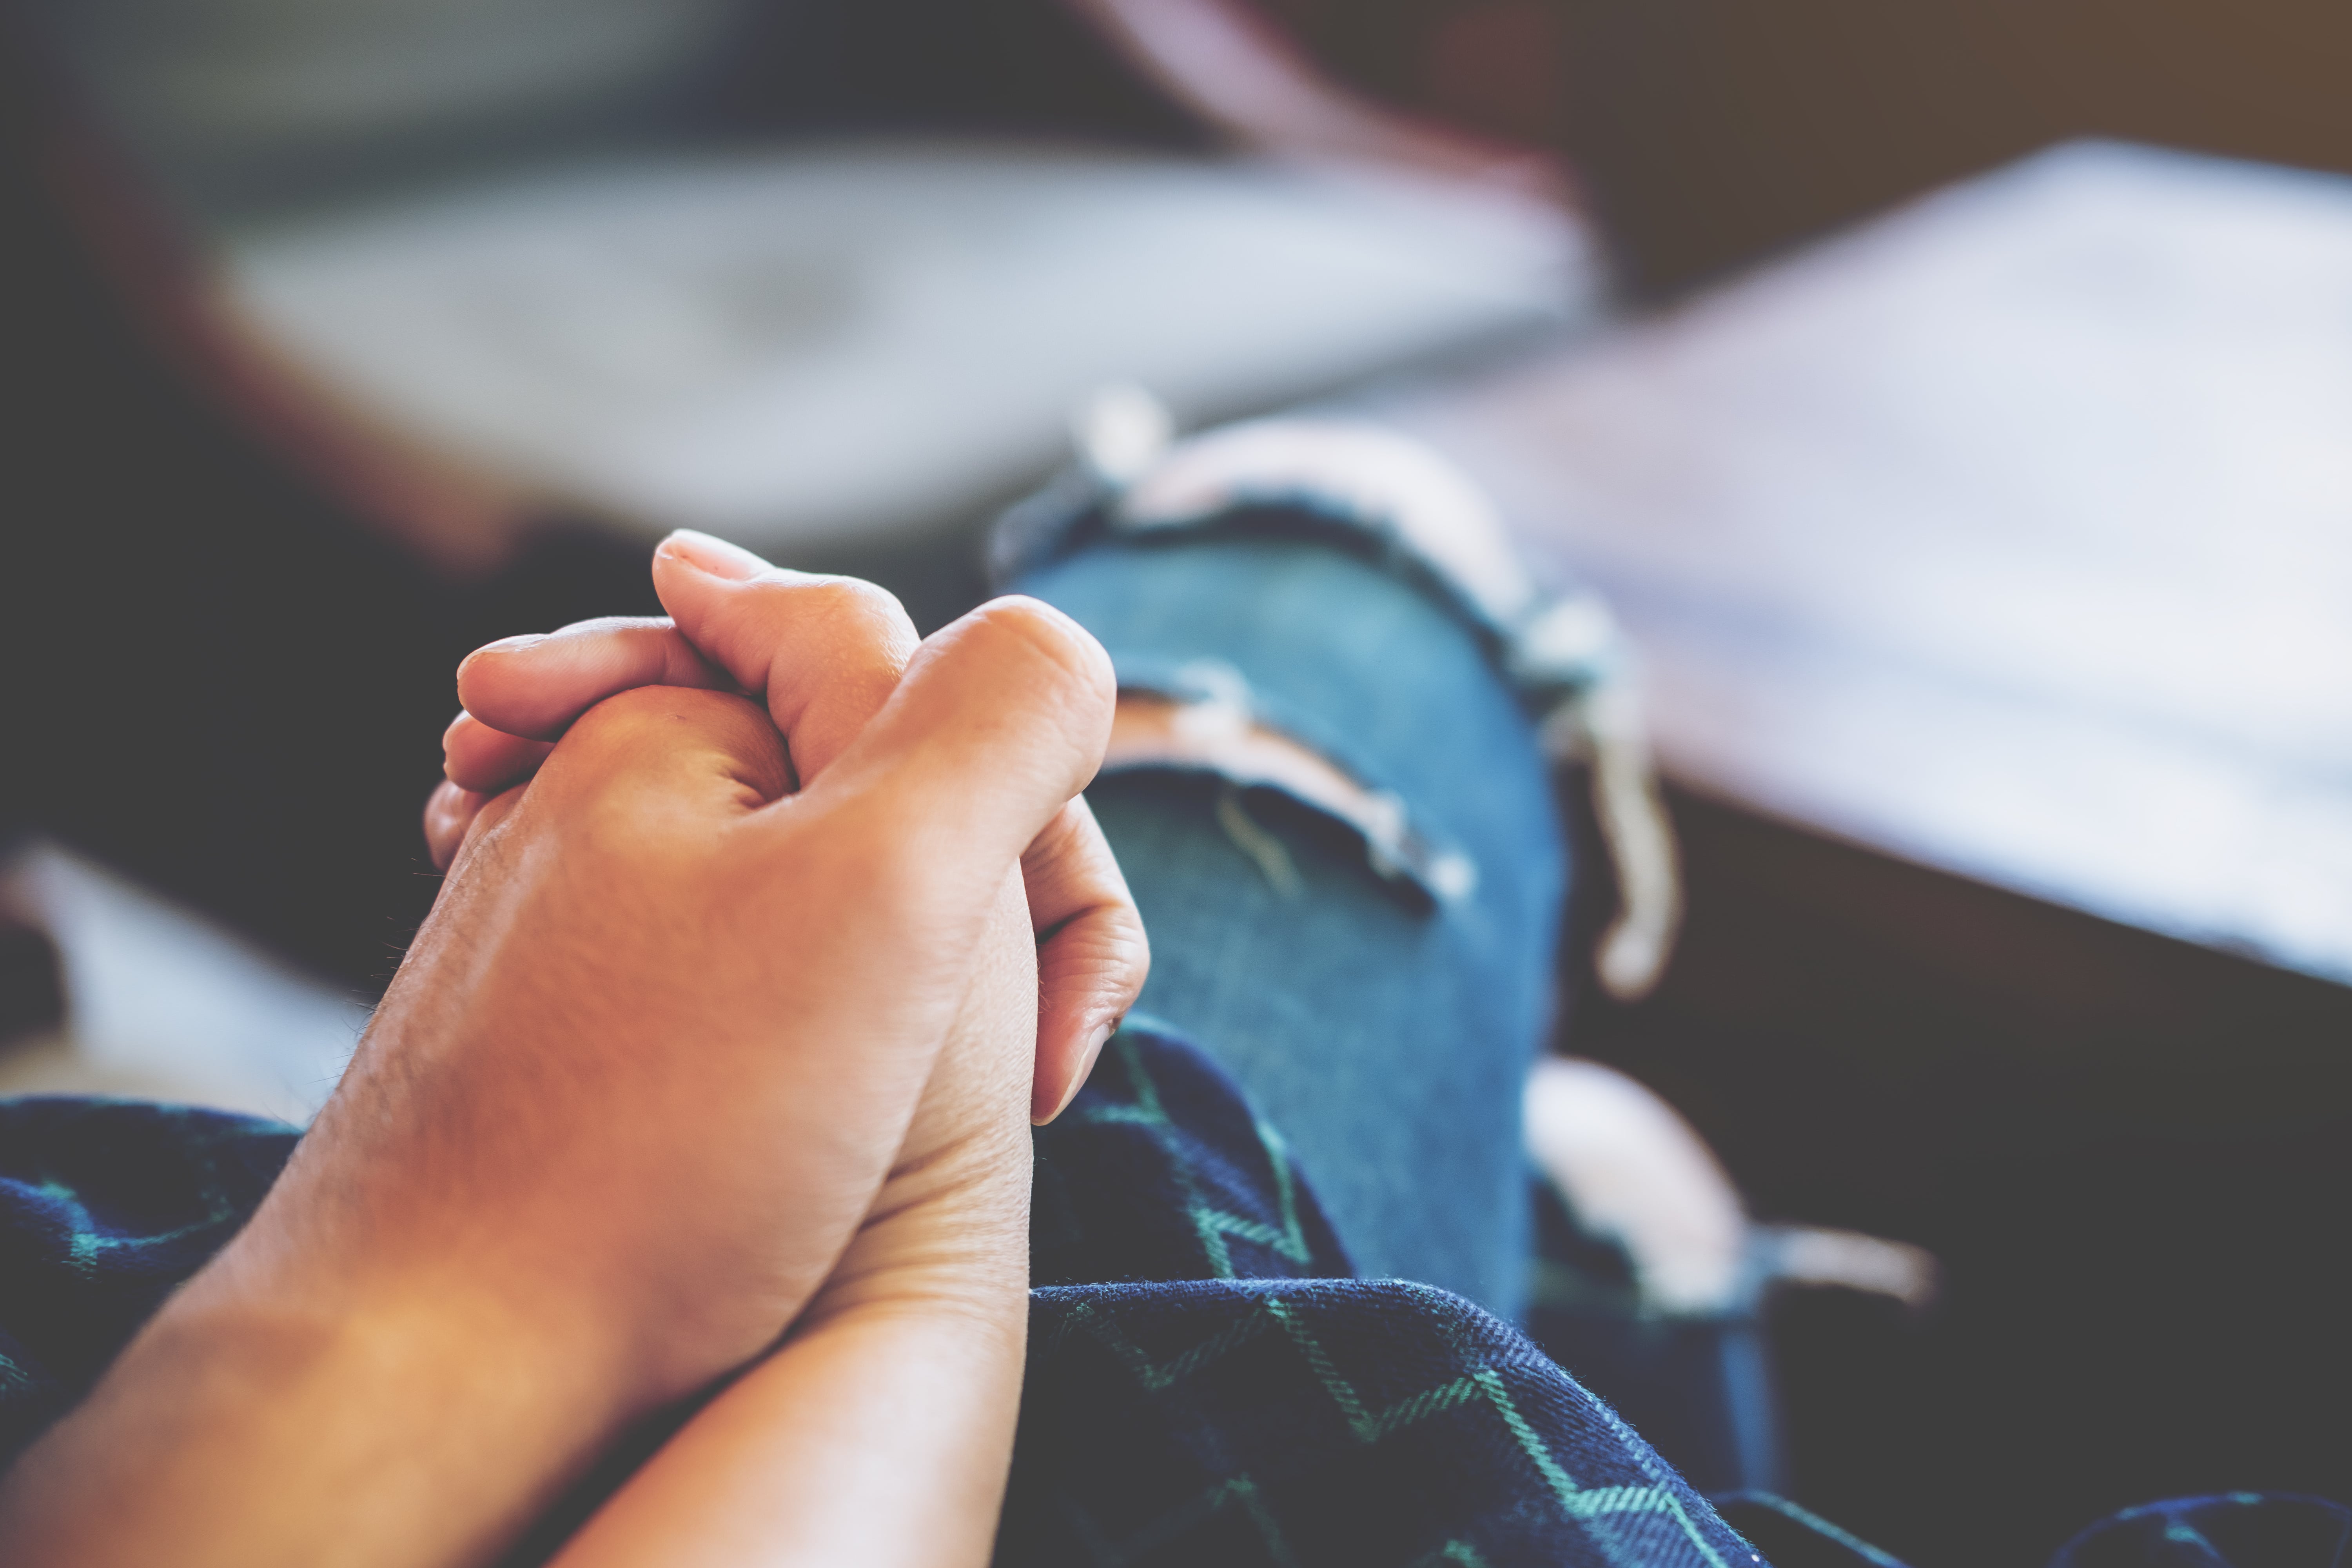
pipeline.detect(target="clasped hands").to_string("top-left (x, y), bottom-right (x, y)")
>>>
top-left (0, 531), bottom-right (1147, 1568)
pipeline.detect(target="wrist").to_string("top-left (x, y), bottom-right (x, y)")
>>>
top-left (797, 1119), bottom-right (1033, 1331)
top-left (0, 1233), bottom-right (640, 1568)
top-left (550, 1234), bottom-right (1031, 1568)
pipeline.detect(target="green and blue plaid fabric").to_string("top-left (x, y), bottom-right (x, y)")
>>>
top-left (1013, 1024), bottom-right (1759, 1567)
top-left (0, 1022), bottom-right (2341, 1565)
top-left (0, 1094), bottom-right (297, 1461)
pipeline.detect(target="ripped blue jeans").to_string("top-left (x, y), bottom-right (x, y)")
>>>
top-left (1013, 533), bottom-right (1566, 1319)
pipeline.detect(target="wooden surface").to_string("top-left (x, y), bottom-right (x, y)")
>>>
top-left (1387, 141), bottom-right (2352, 986)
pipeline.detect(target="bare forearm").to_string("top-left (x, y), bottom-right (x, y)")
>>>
top-left (550, 1130), bottom-right (1033, 1568)
top-left (0, 1256), bottom-right (635, 1568)
top-left (549, 1297), bottom-right (1027, 1568)
top-left (0, 1159), bottom-right (1027, 1568)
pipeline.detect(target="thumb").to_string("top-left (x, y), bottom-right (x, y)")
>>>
top-left (652, 531), bottom-right (918, 783)
top-left (800, 597), bottom-right (1116, 927)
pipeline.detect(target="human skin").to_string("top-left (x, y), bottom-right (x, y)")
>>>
top-left (433, 530), bottom-right (1149, 1123)
top-left (421, 533), bottom-right (1150, 1562)
top-left (543, 877), bottom-right (1038, 1568)
top-left (0, 585), bottom-right (1115, 1568)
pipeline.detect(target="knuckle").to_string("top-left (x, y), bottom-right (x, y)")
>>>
top-left (565, 681), bottom-right (695, 740)
top-left (744, 573), bottom-right (913, 653)
top-left (555, 685), bottom-right (766, 768)
top-left (808, 573), bottom-right (907, 626)
top-left (961, 597), bottom-right (1116, 706)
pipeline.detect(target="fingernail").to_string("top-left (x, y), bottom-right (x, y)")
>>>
top-left (657, 528), bottom-right (768, 581)
top-left (1038, 1019), bottom-right (1118, 1126)
top-left (456, 633), bottom-right (544, 685)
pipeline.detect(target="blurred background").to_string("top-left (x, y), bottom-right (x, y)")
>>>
top-left (2, 2), bottom-right (2349, 1563)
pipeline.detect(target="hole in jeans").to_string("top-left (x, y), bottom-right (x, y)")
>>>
top-left (1105, 679), bottom-right (1476, 906)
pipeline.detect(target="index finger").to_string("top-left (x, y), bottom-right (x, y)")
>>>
top-left (457, 616), bottom-right (727, 741)
top-left (446, 617), bottom-right (729, 793)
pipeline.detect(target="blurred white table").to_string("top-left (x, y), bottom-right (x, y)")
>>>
top-left (1390, 142), bottom-right (2352, 985)
top-left (223, 140), bottom-right (1587, 548)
